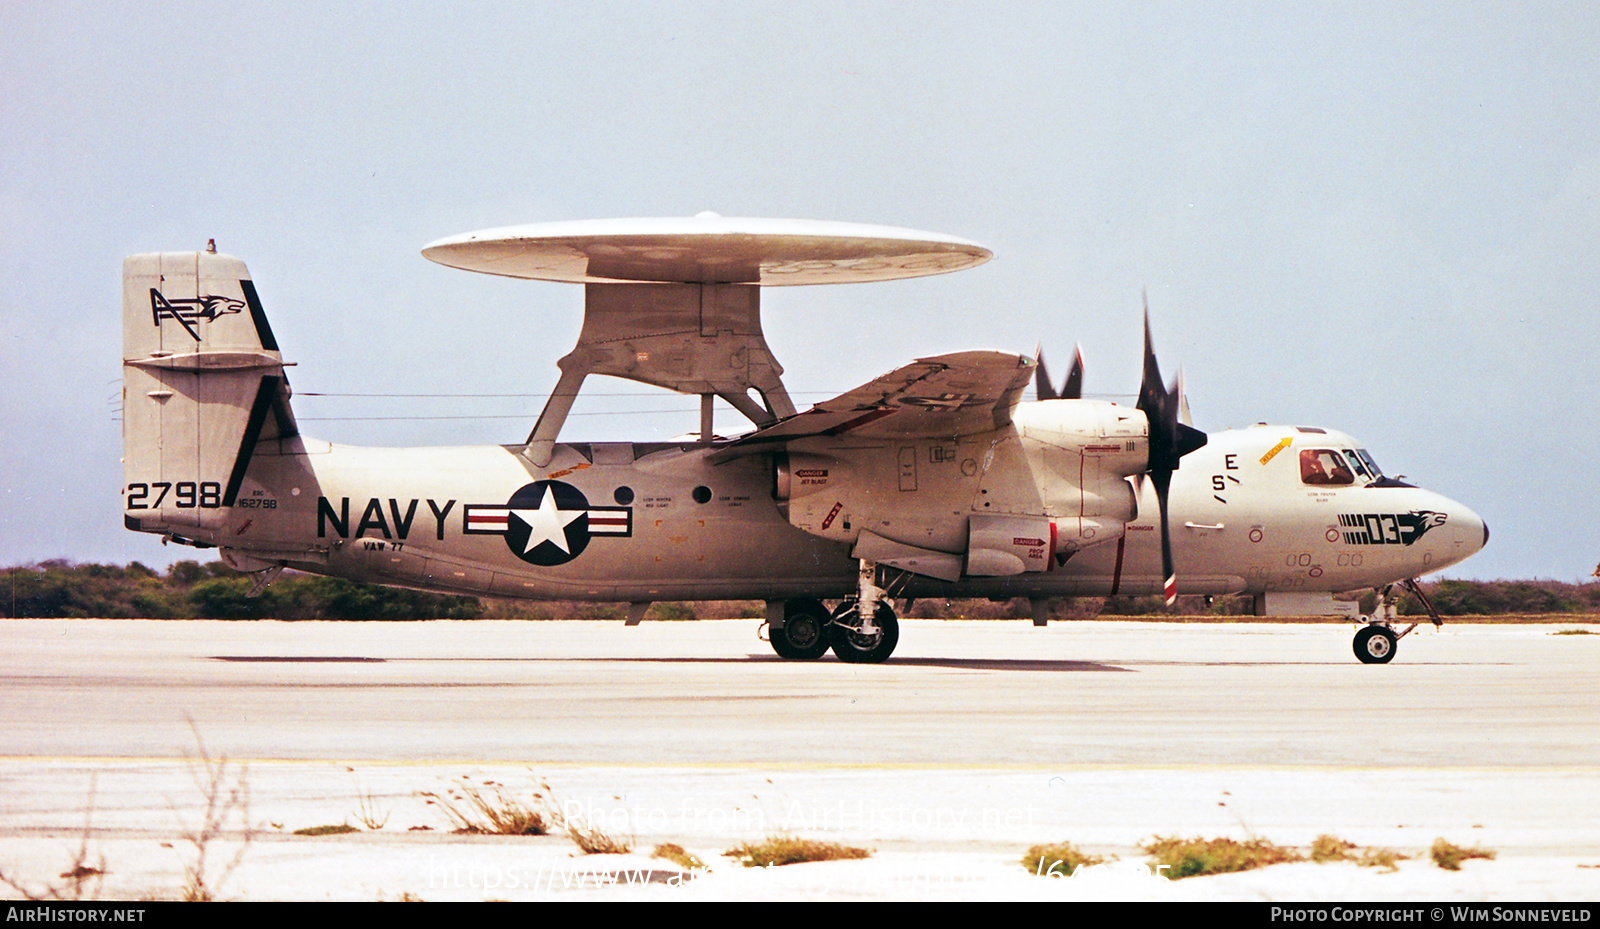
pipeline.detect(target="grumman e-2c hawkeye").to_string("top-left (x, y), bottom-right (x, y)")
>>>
top-left (121, 215), bottom-right (1487, 664)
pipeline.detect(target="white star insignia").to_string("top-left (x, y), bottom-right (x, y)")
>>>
top-left (509, 487), bottom-right (584, 555)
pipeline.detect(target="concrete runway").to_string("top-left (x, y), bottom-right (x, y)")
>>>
top-left (2, 618), bottom-right (1597, 900)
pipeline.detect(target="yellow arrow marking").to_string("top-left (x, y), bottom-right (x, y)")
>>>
top-left (1259, 437), bottom-right (1293, 466)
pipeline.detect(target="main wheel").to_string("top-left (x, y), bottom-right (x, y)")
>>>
top-left (770, 598), bottom-right (831, 660)
top-left (827, 600), bottom-right (899, 664)
top-left (1353, 625), bottom-right (1397, 664)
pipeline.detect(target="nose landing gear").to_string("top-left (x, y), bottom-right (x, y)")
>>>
top-left (1353, 578), bottom-right (1445, 664)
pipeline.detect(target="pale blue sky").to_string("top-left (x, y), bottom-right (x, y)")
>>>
top-left (3, 2), bottom-right (1596, 580)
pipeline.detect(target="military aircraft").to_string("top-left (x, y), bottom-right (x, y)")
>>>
top-left (121, 215), bottom-right (1487, 664)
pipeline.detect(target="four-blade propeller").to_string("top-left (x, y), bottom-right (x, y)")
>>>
top-left (1135, 301), bottom-right (1208, 604)
top-left (1038, 299), bottom-right (1207, 605)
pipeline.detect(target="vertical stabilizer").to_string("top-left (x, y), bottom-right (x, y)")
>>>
top-left (122, 251), bottom-right (296, 542)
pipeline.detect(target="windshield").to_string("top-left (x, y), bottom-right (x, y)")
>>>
top-left (1354, 449), bottom-right (1383, 481)
top-left (1332, 447), bottom-right (1401, 487)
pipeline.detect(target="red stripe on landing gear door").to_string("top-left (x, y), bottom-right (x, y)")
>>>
top-left (1109, 534), bottom-right (1127, 595)
top-left (1048, 521), bottom-right (1057, 571)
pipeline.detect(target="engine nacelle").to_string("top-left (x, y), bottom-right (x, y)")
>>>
top-left (775, 398), bottom-right (1149, 577)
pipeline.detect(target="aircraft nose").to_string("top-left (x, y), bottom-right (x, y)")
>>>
top-left (1440, 497), bottom-right (1488, 564)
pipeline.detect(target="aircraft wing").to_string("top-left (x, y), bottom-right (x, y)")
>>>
top-left (718, 351), bottom-right (1034, 452)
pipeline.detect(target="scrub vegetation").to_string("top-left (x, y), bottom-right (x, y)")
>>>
top-left (1022, 841), bottom-right (1107, 875)
top-left (1431, 838), bottom-right (1496, 870)
top-left (5, 560), bottom-right (1597, 621)
top-left (723, 835), bottom-right (872, 868)
top-left (292, 823), bottom-right (358, 836)
top-left (1142, 835), bottom-right (1302, 879)
top-left (1, 560), bottom-right (480, 620)
top-left (652, 843), bottom-right (706, 871)
top-left (1309, 834), bottom-right (1408, 871)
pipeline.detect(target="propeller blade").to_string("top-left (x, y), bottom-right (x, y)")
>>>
top-left (1177, 367), bottom-right (1193, 426)
top-left (1135, 300), bottom-right (1207, 606)
top-left (1033, 345), bottom-right (1058, 401)
top-left (1034, 343), bottom-right (1085, 401)
top-left (1062, 344), bottom-right (1084, 400)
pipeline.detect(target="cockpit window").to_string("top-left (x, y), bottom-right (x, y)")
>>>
top-left (1340, 449), bottom-right (1371, 480)
top-left (1300, 448), bottom-right (1355, 485)
top-left (1355, 449), bottom-right (1383, 480)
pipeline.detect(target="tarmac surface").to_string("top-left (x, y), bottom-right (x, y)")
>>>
top-left (1, 617), bottom-right (1597, 901)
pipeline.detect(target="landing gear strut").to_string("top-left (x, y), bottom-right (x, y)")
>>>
top-left (1352, 579), bottom-right (1444, 665)
top-left (827, 599), bottom-right (899, 663)
top-left (764, 588), bottom-right (901, 663)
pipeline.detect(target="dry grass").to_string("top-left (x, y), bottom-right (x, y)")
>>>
top-left (1310, 834), bottom-right (1408, 872)
top-left (1022, 841), bottom-right (1107, 876)
top-left (724, 835), bottom-right (872, 868)
top-left (419, 778), bottom-right (559, 836)
top-left (1309, 834), bottom-right (1359, 862)
top-left (174, 725), bottom-right (253, 902)
top-left (1431, 838), bottom-right (1496, 870)
top-left (1143, 835), bottom-right (1302, 879)
top-left (568, 821), bottom-right (633, 855)
top-left (0, 777), bottom-right (107, 900)
top-left (652, 843), bottom-right (706, 871)
top-left (353, 781), bottom-right (390, 830)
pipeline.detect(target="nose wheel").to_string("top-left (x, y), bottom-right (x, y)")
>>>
top-left (1350, 578), bottom-right (1444, 664)
top-left (1353, 624), bottom-right (1397, 664)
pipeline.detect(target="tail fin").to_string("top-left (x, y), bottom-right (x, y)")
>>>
top-left (122, 250), bottom-right (297, 543)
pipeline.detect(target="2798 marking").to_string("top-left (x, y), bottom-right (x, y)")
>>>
top-left (126, 481), bottom-right (222, 509)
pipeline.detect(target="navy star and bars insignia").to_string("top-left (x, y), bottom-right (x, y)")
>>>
top-left (463, 480), bottom-right (632, 566)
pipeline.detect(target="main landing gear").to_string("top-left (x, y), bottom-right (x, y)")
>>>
top-left (768, 598), bottom-right (832, 660)
top-left (763, 558), bottom-right (903, 663)
top-left (764, 596), bottom-right (901, 663)
top-left (1352, 578), bottom-right (1445, 665)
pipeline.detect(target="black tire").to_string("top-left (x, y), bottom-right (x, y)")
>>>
top-left (771, 598), bottom-right (831, 660)
top-left (827, 600), bottom-right (899, 664)
top-left (1353, 625), bottom-right (1397, 664)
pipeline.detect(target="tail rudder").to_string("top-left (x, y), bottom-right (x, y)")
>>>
top-left (122, 249), bottom-right (297, 543)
